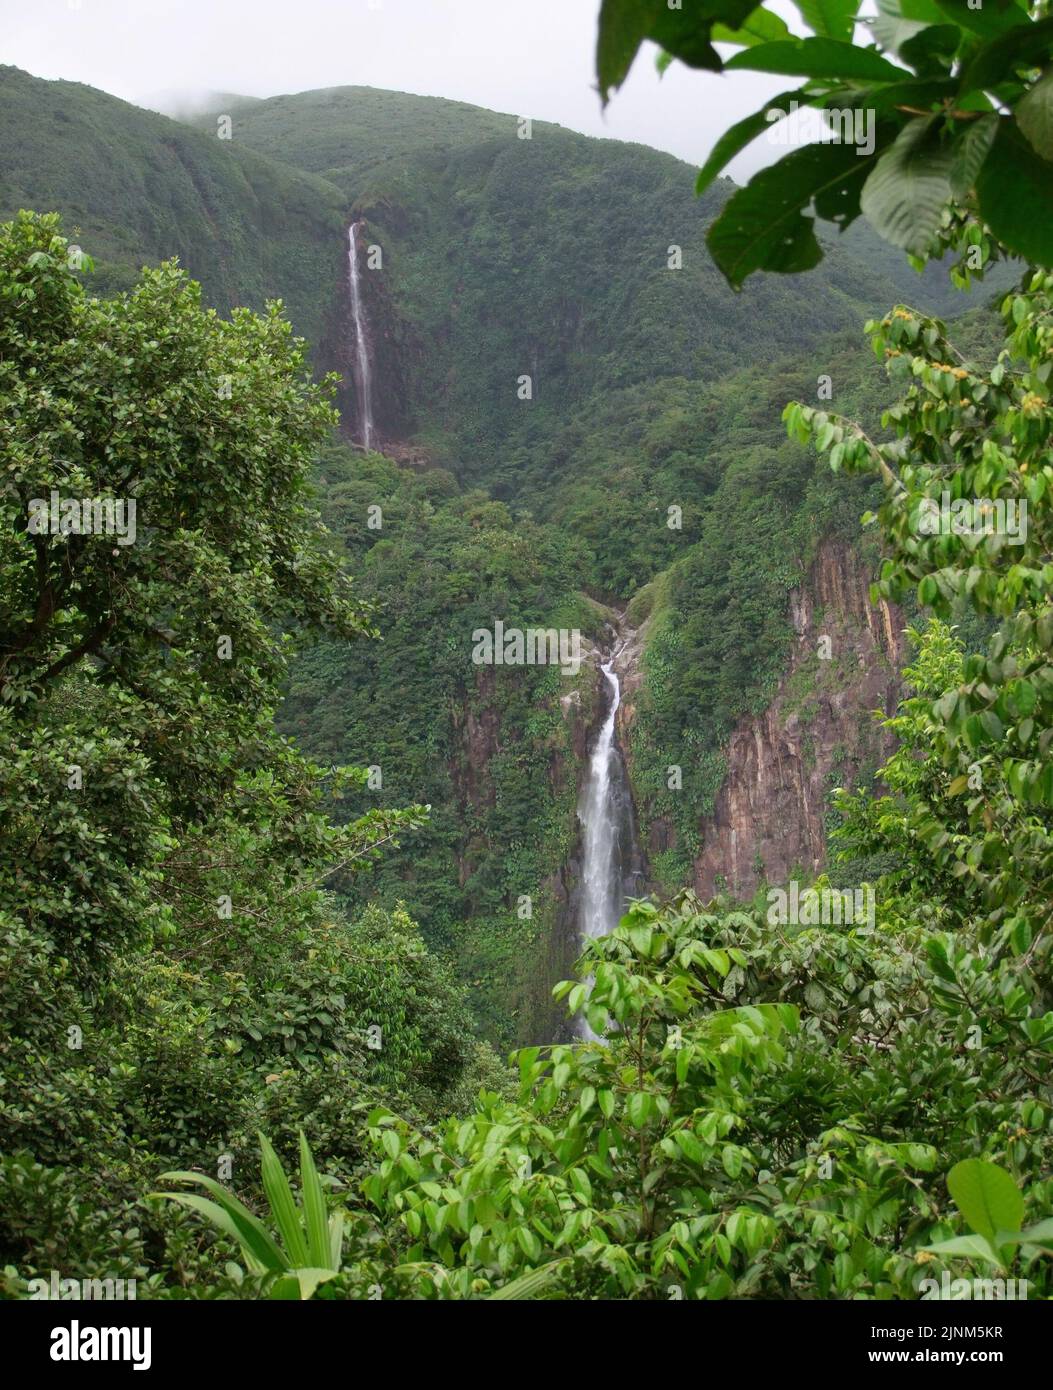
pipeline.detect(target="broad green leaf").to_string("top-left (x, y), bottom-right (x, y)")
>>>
top-left (1017, 71), bottom-right (1053, 161)
top-left (860, 115), bottom-right (953, 254)
top-left (959, 15), bottom-right (1053, 94)
top-left (713, 8), bottom-right (791, 47)
top-left (597, 0), bottom-right (670, 99)
top-left (997, 1218), bottom-right (1053, 1250)
top-left (722, 1144), bottom-right (744, 1178)
top-left (724, 36), bottom-right (908, 80)
top-left (597, 0), bottom-right (762, 99)
top-left (291, 1267), bottom-right (340, 1300)
top-left (899, 23), bottom-right (962, 74)
top-left (676, 1043), bottom-right (692, 1082)
top-left (925, 938), bottom-right (957, 982)
top-left (516, 1226), bottom-right (542, 1261)
top-left (674, 1128), bottom-right (707, 1164)
top-left (790, 0), bottom-right (861, 43)
top-left (726, 1209), bottom-right (747, 1246)
top-left (977, 121), bottom-right (1053, 268)
top-left (949, 112), bottom-right (998, 198)
top-left (946, 1158), bottom-right (1024, 1241)
top-left (629, 924), bottom-right (654, 955)
top-left (585, 1002), bottom-right (607, 1036)
top-left (886, 0), bottom-right (947, 24)
top-left (696, 87), bottom-right (813, 196)
top-left (920, 1233), bottom-right (1004, 1266)
top-left (866, 75), bottom-right (958, 112)
top-left (708, 136), bottom-right (889, 287)
top-left (627, 1090), bottom-right (655, 1127)
top-left (268, 1274), bottom-right (302, 1300)
top-left (872, 0), bottom-right (936, 60)
top-left (934, 0), bottom-right (1029, 39)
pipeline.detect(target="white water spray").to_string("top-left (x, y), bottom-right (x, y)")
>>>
top-left (578, 642), bottom-right (630, 1039)
top-left (347, 221), bottom-right (374, 450)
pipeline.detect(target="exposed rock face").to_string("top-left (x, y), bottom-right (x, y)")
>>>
top-left (612, 613), bottom-right (650, 732)
top-left (325, 210), bottom-right (415, 446)
top-left (441, 542), bottom-right (900, 1044)
top-left (690, 539), bottom-right (903, 898)
top-left (445, 642), bottom-right (602, 1045)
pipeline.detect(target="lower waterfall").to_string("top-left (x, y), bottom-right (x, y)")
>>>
top-left (577, 638), bottom-right (644, 1039)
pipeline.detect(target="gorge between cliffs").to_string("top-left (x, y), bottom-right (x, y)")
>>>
top-left (542, 543), bottom-right (904, 1046)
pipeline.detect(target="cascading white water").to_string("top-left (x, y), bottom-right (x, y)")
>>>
top-left (347, 221), bottom-right (374, 450)
top-left (577, 646), bottom-right (626, 1040)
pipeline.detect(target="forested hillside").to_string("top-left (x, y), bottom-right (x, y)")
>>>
top-left (2, 0), bottom-right (1052, 1313)
top-left (200, 82), bottom-right (992, 464)
top-left (2, 63), bottom-right (989, 1040)
top-left (0, 66), bottom-right (346, 350)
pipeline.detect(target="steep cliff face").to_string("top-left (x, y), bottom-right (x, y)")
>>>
top-left (694, 540), bottom-right (902, 896)
top-left (622, 540), bottom-right (903, 900)
top-left (444, 647), bottom-right (602, 1045)
top-left (332, 211), bottom-right (416, 447)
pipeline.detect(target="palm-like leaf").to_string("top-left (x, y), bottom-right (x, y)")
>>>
top-left (152, 1134), bottom-right (344, 1299)
top-left (259, 1132), bottom-right (310, 1267)
top-left (486, 1259), bottom-right (571, 1300)
top-left (297, 1130), bottom-right (333, 1268)
top-left (150, 1171), bottom-right (287, 1272)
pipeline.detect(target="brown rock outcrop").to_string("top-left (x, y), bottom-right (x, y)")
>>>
top-left (690, 539), bottom-right (903, 897)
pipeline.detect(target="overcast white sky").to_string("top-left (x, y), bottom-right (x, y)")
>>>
top-left (0, 0), bottom-right (793, 179)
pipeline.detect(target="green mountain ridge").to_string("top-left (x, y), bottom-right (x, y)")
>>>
top-left (185, 81), bottom-right (1012, 486)
top-left (0, 65), bottom-right (346, 351)
top-left (3, 0), bottom-right (1051, 1306)
top-left (1, 66), bottom-right (1003, 467)
top-left (0, 63), bottom-right (1010, 1042)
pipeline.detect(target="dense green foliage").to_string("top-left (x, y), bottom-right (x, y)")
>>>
top-left (0, 67), bottom-right (345, 347)
top-left (151, 828), bottom-right (1053, 1299)
top-left (3, 19), bottom-right (1052, 1301)
top-left (280, 445), bottom-right (599, 1044)
top-left (0, 213), bottom-right (490, 1296)
top-left (598, 0), bottom-right (1053, 282)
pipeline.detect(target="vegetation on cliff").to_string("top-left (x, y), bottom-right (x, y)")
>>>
top-left (2, 0), bottom-right (1052, 1300)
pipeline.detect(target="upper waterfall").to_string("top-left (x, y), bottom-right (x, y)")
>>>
top-left (347, 221), bottom-right (375, 450)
